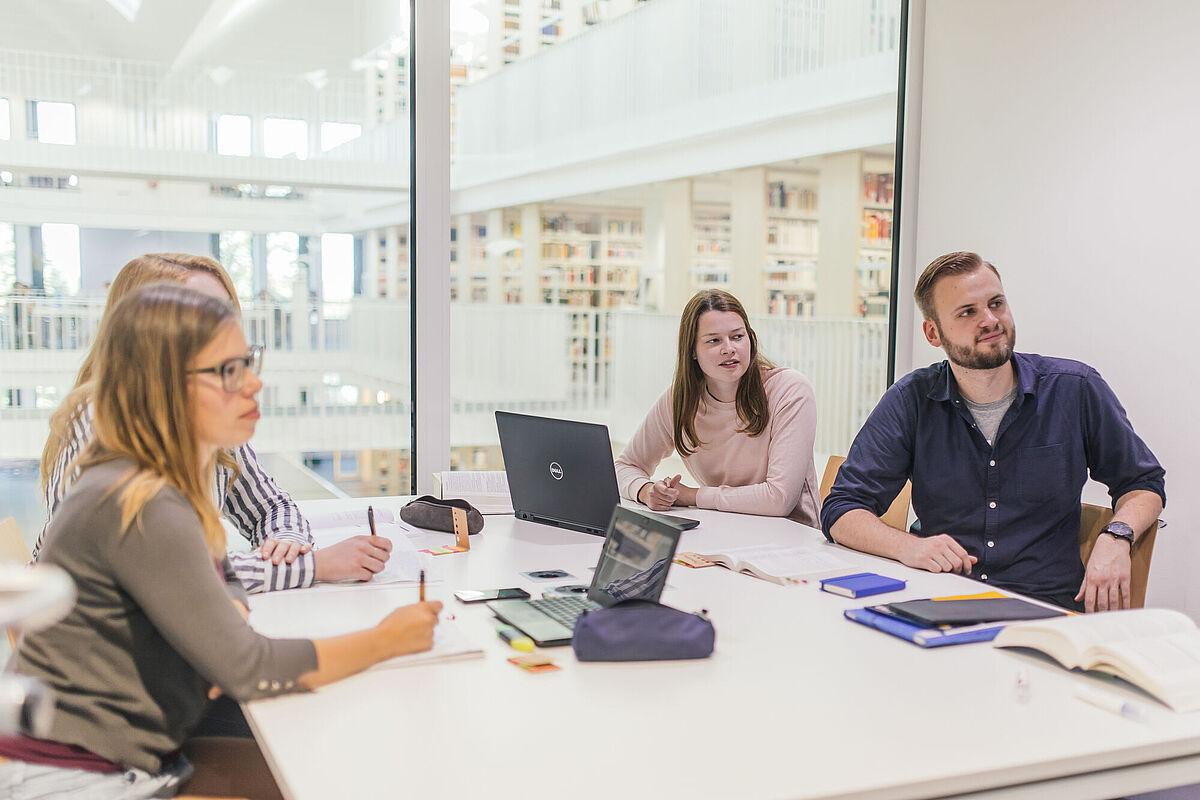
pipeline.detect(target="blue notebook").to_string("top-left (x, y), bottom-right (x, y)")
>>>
top-left (820, 572), bottom-right (906, 598)
top-left (844, 606), bottom-right (1006, 648)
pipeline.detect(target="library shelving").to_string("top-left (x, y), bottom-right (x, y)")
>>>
top-left (692, 204), bottom-right (732, 292)
top-left (857, 168), bottom-right (894, 318)
top-left (765, 177), bottom-right (819, 317)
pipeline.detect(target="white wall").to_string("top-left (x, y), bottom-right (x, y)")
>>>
top-left (78, 228), bottom-right (214, 292)
top-left (899, 0), bottom-right (1200, 616)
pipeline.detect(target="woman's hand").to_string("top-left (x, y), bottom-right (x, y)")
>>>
top-left (378, 601), bottom-right (443, 657)
top-left (638, 475), bottom-right (682, 510)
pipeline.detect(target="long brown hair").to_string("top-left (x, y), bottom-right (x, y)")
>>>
top-left (41, 254), bottom-right (241, 495)
top-left (671, 290), bottom-right (774, 457)
top-left (73, 283), bottom-right (238, 558)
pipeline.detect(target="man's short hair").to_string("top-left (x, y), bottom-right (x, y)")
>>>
top-left (913, 251), bottom-right (1002, 321)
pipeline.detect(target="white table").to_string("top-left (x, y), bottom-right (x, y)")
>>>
top-left (244, 499), bottom-right (1200, 800)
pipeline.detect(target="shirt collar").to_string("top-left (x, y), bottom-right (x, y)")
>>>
top-left (926, 352), bottom-right (1036, 404)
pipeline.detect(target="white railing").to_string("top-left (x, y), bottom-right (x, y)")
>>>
top-left (453, 0), bottom-right (901, 185)
top-left (1, 297), bottom-right (888, 460)
top-left (0, 48), bottom-right (406, 189)
top-left (608, 311), bottom-right (888, 457)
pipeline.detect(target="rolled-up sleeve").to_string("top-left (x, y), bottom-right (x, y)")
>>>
top-left (1080, 368), bottom-right (1166, 508)
top-left (820, 384), bottom-right (915, 541)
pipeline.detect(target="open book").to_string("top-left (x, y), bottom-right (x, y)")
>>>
top-left (433, 470), bottom-right (513, 514)
top-left (682, 544), bottom-right (852, 586)
top-left (993, 609), bottom-right (1200, 712)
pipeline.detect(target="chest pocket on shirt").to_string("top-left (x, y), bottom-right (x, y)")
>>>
top-left (1017, 443), bottom-right (1066, 505)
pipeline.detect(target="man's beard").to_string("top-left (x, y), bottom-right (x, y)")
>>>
top-left (938, 322), bottom-right (1015, 370)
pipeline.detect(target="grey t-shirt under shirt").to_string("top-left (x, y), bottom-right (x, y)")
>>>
top-left (964, 387), bottom-right (1018, 446)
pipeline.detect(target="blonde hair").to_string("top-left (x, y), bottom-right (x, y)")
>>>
top-left (671, 290), bottom-right (774, 457)
top-left (74, 283), bottom-right (238, 557)
top-left (41, 254), bottom-right (240, 494)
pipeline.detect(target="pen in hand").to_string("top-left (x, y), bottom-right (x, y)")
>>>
top-left (367, 505), bottom-right (377, 537)
top-left (419, 568), bottom-right (426, 602)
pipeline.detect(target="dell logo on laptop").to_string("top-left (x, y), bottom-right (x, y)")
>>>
top-left (549, 462), bottom-right (564, 480)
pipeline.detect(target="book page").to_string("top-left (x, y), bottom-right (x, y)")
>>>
top-left (702, 544), bottom-right (852, 583)
top-left (996, 609), bottom-right (1196, 671)
top-left (434, 471), bottom-right (513, 514)
top-left (307, 509), bottom-right (429, 586)
top-left (1098, 633), bottom-right (1200, 711)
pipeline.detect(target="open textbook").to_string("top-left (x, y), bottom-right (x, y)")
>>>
top-left (432, 470), bottom-right (513, 514)
top-left (993, 609), bottom-right (1200, 712)
top-left (305, 507), bottom-right (429, 587)
top-left (681, 543), bottom-right (853, 585)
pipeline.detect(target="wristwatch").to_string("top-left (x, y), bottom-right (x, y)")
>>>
top-left (1100, 521), bottom-right (1136, 550)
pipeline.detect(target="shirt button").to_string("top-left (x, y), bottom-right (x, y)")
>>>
top-left (285, 680), bottom-right (295, 689)
top-left (987, 541), bottom-right (995, 548)
top-left (981, 574), bottom-right (988, 580)
top-left (989, 460), bottom-right (996, 467)
top-left (989, 501), bottom-right (997, 509)
top-left (257, 680), bottom-right (269, 690)
top-left (270, 680), bottom-right (281, 691)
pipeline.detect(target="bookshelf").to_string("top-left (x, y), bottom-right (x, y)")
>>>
top-left (538, 205), bottom-right (643, 404)
top-left (857, 168), bottom-right (894, 318)
top-left (765, 177), bottom-right (818, 317)
top-left (692, 204), bottom-right (732, 292)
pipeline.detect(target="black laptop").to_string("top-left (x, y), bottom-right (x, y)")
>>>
top-left (495, 410), bottom-right (698, 536)
top-left (488, 505), bottom-right (682, 646)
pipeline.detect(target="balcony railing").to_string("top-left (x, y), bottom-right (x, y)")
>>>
top-left (1, 296), bottom-right (887, 459)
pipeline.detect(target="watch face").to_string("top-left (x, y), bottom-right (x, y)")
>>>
top-left (1103, 522), bottom-right (1135, 542)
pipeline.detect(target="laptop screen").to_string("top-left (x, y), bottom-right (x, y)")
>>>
top-left (588, 506), bottom-right (681, 607)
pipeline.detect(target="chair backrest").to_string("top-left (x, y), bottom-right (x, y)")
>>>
top-left (0, 518), bottom-right (32, 564)
top-left (0, 518), bottom-right (33, 650)
top-left (820, 456), bottom-right (912, 533)
top-left (1078, 503), bottom-right (1157, 609)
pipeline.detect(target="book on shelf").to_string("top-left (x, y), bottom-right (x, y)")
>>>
top-left (993, 608), bottom-right (1200, 712)
top-left (677, 543), bottom-right (852, 585)
top-left (432, 470), bottom-right (513, 514)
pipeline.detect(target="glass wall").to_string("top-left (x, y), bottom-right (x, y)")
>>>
top-left (447, 0), bottom-right (901, 476)
top-left (0, 5), bottom-right (415, 541)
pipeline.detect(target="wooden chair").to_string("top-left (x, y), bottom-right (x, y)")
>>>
top-left (0, 517), bottom-right (34, 649)
top-left (1078, 503), bottom-right (1158, 609)
top-left (819, 456), bottom-right (912, 532)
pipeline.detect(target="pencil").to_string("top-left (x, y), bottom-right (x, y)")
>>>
top-left (367, 505), bottom-right (377, 537)
top-left (419, 569), bottom-right (426, 602)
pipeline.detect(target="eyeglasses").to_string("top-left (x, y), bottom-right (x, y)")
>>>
top-left (187, 345), bottom-right (264, 393)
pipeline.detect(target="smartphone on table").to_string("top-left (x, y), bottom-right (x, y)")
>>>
top-left (453, 588), bottom-right (531, 603)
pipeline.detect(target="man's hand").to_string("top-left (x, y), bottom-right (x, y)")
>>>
top-left (1076, 534), bottom-right (1132, 612)
top-left (313, 535), bottom-right (393, 582)
top-left (258, 537), bottom-right (312, 565)
top-left (898, 533), bottom-right (977, 575)
top-left (638, 475), bottom-right (682, 511)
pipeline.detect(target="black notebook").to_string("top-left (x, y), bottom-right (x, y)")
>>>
top-left (883, 598), bottom-right (1066, 628)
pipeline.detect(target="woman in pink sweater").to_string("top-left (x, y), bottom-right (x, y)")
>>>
top-left (614, 290), bottom-right (820, 526)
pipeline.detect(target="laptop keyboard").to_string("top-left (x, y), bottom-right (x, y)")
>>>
top-left (527, 597), bottom-right (599, 628)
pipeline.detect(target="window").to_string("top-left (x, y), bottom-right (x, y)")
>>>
top-left (40, 223), bottom-right (81, 296)
top-left (266, 232), bottom-right (300, 300)
top-left (321, 122), bottom-right (362, 152)
top-left (218, 231), bottom-right (255, 298)
top-left (0, 98), bottom-right (10, 141)
top-left (32, 101), bottom-right (77, 145)
top-left (216, 114), bottom-right (252, 156)
top-left (0, 224), bottom-right (15, 289)
top-left (448, 0), bottom-right (901, 474)
top-left (264, 118), bottom-right (308, 160)
top-left (320, 233), bottom-right (355, 302)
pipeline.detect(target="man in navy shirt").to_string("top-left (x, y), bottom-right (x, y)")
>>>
top-left (821, 252), bottom-right (1164, 611)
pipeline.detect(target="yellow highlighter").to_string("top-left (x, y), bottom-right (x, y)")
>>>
top-left (496, 625), bottom-right (535, 653)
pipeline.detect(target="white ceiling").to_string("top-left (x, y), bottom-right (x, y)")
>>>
top-left (2, 0), bottom-right (409, 76)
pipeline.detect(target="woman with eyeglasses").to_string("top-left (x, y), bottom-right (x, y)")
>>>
top-left (614, 289), bottom-right (821, 526)
top-left (0, 283), bottom-right (442, 798)
top-left (37, 253), bottom-right (392, 595)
